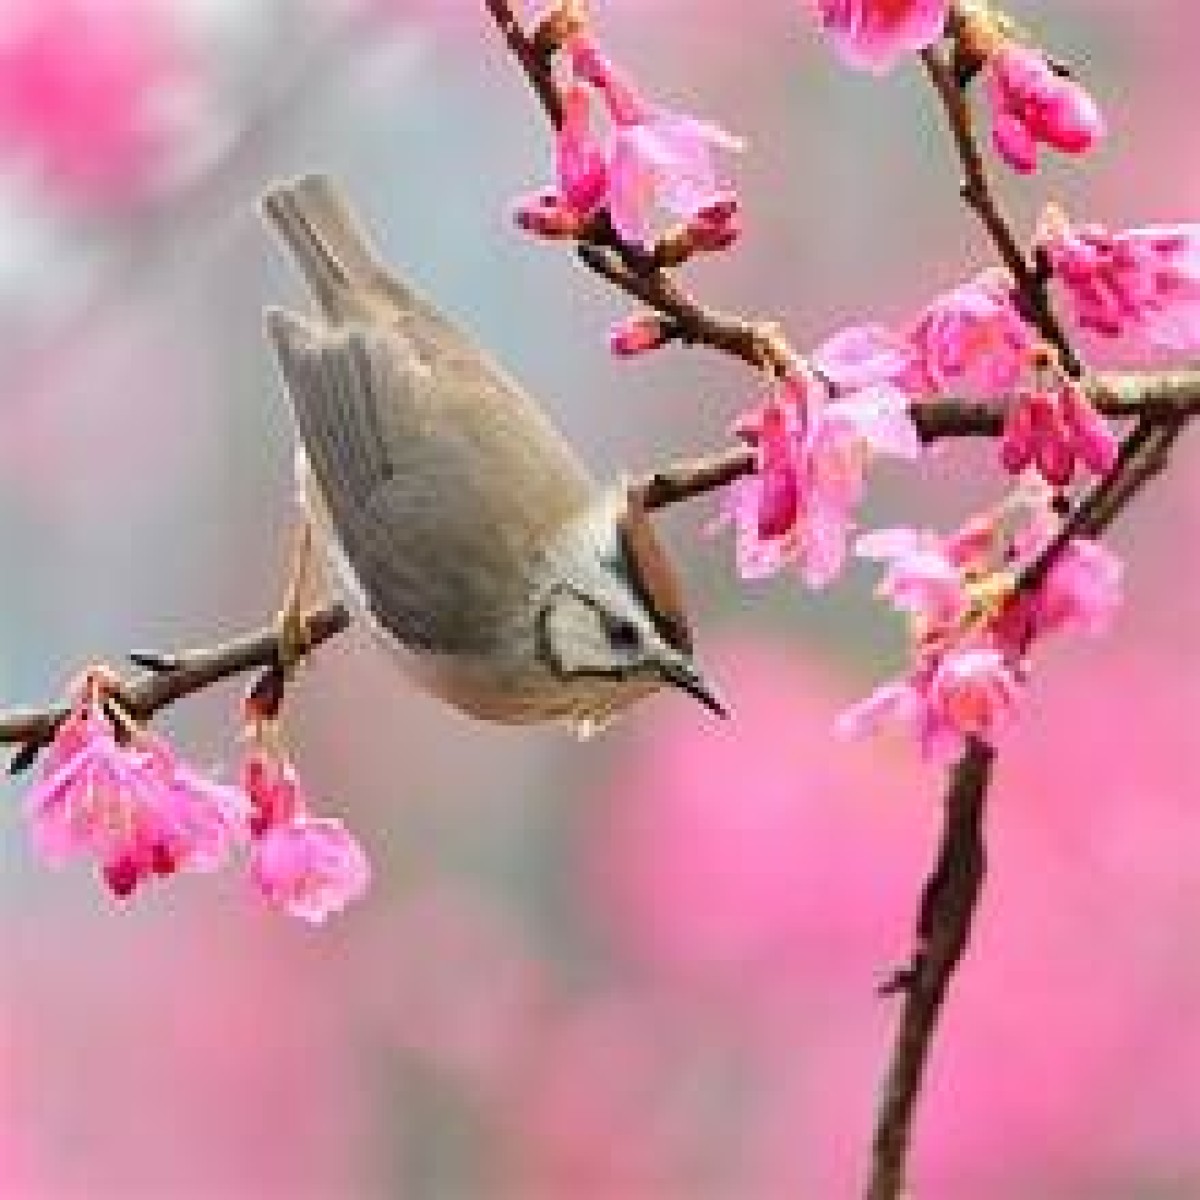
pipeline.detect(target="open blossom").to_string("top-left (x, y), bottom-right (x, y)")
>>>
top-left (811, 0), bottom-right (950, 74)
top-left (811, 322), bottom-right (919, 392)
top-left (836, 649), bottom-right (1020, 762)
top-left (842, 510), bottom-right (1121, 757)
top-left (249, 818), bottom-right (370, 927)
top-left (855, 526), bottom-right (973, 632)
top-left (907, 270), bottom-right (1037, 396)
top-left (717, 371), bottom-right (920, 588)
top-left (1000, 380), bottom-right (1118, 486)
top-left (812, 274), bottom-right (1038, 402)
top-left (243, 744), bottom-right (370, 924)
top-left (567, 37), bottom-right (742, 245)
top-left (1039, 217), bottom-right (1200, 351)
top-left (609, 312), bottom-right (672, 357)
top-left (24, 688), bottom-right (247, 897)
top-left (991, 537), bottom-right (1123, 655)
top-left (985, 44), bottom-right (1104, 175)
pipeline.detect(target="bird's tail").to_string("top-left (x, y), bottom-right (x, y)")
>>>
top-left (259, 173), bottom-right (390, 321)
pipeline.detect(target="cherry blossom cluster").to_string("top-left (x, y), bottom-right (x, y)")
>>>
top-left (510, 0), bottom-right (1200, 762)
top-left (22, 667), bottom-right (368, 921)
top-left (513, 5), bottom-right (742, 349)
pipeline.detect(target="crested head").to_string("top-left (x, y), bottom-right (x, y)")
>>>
top-left (528, 484), bottom-right (727, 723)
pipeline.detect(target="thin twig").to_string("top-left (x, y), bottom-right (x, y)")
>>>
top-left (0, 605), bottom-right (350, 771)
top-left (919, 39), bottom-right (1081, 376)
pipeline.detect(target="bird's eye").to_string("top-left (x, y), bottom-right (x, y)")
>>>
top-left (607, 618), bottom-right (641, 651)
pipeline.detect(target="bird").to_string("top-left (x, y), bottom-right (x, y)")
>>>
top-left (259, 173), bottom-right (726, 734)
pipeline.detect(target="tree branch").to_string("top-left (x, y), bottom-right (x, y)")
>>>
top-left (868, 738), bottom-right (994, 1200)
top-left (1, 605), bottom-right (351, 771)
top-left (920, 32), bottom-right (1081, 376)
top-left (1, 366), bottom-right (1192, 770)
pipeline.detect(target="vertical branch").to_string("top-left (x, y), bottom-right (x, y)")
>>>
top-left (868, 739), bottom-right (995, 1200)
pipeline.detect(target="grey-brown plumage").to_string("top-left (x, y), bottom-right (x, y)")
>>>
top-left (261, 173), bottom-right (724, 727)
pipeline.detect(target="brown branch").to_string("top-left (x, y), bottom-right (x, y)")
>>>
top-left (2, 369), bottom-right (1192, 769)
top-left (634, 371), bottom-right (1200, 511)
top-left (483, 0), bottom-right (564, 126)
top-left (1, 604), bottom-right (351, 771)
top-left (485, 0), bottom-right (798, 376)
top-left (920, 35), bottom-right (1081, 377)
top-left (868, 738), bottom-right (994, 1200)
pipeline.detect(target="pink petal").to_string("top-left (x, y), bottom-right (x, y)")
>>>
top-left (811, 323), bottom-right (917, 390)
top-left (835, 679), bottom-right (921, 740)
top-left (250, 817), bottom-right (371, 925)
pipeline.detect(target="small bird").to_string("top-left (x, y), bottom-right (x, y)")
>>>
top-left (260, 173), bottom-right (726, 732)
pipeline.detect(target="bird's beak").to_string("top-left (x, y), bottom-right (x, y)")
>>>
top-left (657, 655), bottom-right (730, 719)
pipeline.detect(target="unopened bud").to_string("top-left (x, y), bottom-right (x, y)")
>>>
top-left (609, 313), bottom-right (674, 357)
top-left (655, 193), bottom-right (740, 266)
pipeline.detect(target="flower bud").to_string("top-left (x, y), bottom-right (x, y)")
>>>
top-left (609, 313), bottom-right (674, 357)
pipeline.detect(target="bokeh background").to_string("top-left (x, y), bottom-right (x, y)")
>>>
top-left (2, 1), bottom-right (1199, 1196)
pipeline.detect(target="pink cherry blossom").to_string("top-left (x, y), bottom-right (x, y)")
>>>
top-left (985, 44), bottom-right (1105, 175)
top-left (856, 526), bottom-right (972, 630)
top-left (921, 648), bottom-right (1017, 748)
top-left (241, 741), bottom-right (370, 923)
top-left (1039, 218), bottom-right (1200, 351)
top-left (811, 322), bottom-right (919, 391)
top-left (249, 817), bottom-right (370, 926)
top-left (717, 373), bottom-right (920, 587)
top-left (1000, 381), bottom-right (1118, 486)
top-left (513, 84), bottom-right (608, 239)
top-left (838, 648), bottom-right (1020, 761)
top-left (569, 37), bottom-right (742, 245)
top-left (991, 538), bottom-right (1123, 655)
top-left (0, 0), bottom-right (203, 207)
top-left (24, 693), bottom-right (246, 897)
top-left (845, 499), bottom-right (1123, 759)
top-left (907, 270), bottom-right (1037, 396)
top-left (811, 0), bottom-right (951, 74)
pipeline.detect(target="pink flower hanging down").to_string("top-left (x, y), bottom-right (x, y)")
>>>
top-left (24, 685), bottom-right (247, 898)
top-left (1039, 217), bottom-right (1200, 352)
top-left (985, 44), bottom-right (1105, 175)
top-left (717, 370), bottom-right (920, 588)
top-left (568, 37), bottom-right (742, 245)
top-left (242, 746), bottom-right (370, 925)
top-left (999, 380), bottom-right (1118, 486)
top-left (811, 0), bottom-right (951, 74)
top-left (513, 84), bottom-right (609, 238)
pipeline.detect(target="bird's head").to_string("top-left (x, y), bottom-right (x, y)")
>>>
top-left (533, 486), bottom-right (728, 723)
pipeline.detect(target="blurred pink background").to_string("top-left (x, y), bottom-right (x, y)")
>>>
top-left (1, 1), bottom-right (1199, 1196)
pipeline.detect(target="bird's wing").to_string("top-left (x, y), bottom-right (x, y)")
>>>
top-left (265, 308), bottom-right (594, 655)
